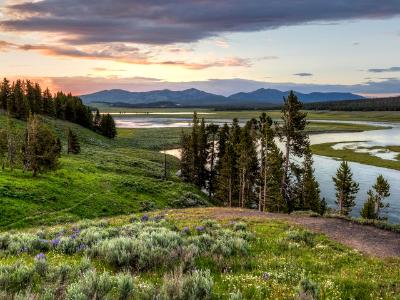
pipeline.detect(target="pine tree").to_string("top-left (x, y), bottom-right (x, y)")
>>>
top-left (333, 161), bottom-right (360, 215)
top-left (179, 130), bottom-right (192, 181)
top-left (197, 118), bottom-right (208, 188)
top-left (277, 91), bottom-right (308, 212)
top-left (10, 80), bottom-right (28, 119)
top-left (206, 123), bottom-right (219, 198)
top-left (94, 109), bottom-right (102, 131)
top-left (372, 174), bottom-right (390, 218)
top-left (0, 78), bottom-right (11, 111)
top-left (298, 146), bottom-right (323, 214)
top-left (42, 88), bottom-right (56, 117)
top-left (67, 128), bottom-right (81, 154)
top-left (238, 121), bottom-right (258, 208)
top-left (360, 190), bottom-right (377, 219)
top-left (99, 113), bottom-right (117, 138)
top-left (23, 114), bottom-right (61, 176)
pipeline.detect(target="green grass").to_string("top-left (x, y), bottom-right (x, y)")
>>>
top-left (98, 107), bottom-right (400, 123)
top-left (0, 113), bottom-right (204, 230)
top-left (0, 208), bottom-right (399, 299)
top-left (311, 142), bottom-right (400, 171)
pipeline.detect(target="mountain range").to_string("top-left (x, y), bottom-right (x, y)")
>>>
top-left (80, 88), bottom-right (364, 107)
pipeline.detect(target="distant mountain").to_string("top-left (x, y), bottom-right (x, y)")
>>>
top-left (228, 88), bottom-right (364, 105)
top-left (81, 88), bottom-right (227, 106)
top-left (81, 88), bottom-right (364, 107)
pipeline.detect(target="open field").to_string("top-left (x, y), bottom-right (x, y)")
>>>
top-left (0, 114), bottom-right (203, 230)
top-left (0, 207), bottom-right (399, 299)
top-left (311, 142), bottom-right (400, 171)
top-left (98, 106), bottom-right (400, 123)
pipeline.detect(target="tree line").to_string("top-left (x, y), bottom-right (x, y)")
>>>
top-left (180, 91), bottom-right (392, 220)
top-left (0, 78), bottom-right (116, 138)
top-left (180, 91), bottom-right (326, 214)
top-left (304, 96), bottom-right (400, 111)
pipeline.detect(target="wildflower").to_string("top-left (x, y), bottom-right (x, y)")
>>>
top-left (182, 227), bottom-right (190, 234)
top-left (196, 226), bottom-right (205, 232)
top-left (141, 214), bottom-right (149, 222)
top-left (35, 253), bottom-right (46, 261)
top-left (77, 244), bottom-right (86, 252)
top-left (51, 238), bottom-right (60, 247)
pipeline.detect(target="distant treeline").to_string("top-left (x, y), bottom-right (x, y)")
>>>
top-left (0, 78), bottom-right (116, 138)
top-left (304, 96), bottom-right (400, 111)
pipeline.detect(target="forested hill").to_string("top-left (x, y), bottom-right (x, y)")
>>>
top-left (304, 96), bottom-right (400, 111)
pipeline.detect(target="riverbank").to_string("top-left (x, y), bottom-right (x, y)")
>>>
top-left (99, 107), bottom-right (400, 123)
top-left (311, 142), bottom-right (400, 171)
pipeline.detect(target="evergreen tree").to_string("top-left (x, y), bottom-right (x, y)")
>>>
top-left (94, 109), bottom-right (102, 131)
top-left (238, 121), bottom-right (258, 208)
top-left (0, 78), bottom-right (11, 110)
top-left (99, 113), bottom-right (117, 138)
top-left (10, 80), bottom-right (28, 119)
top-left (197, 118), bottom-right (208, 188)
top-left (23, 114), bottom-right (61, 176)
top-left (360, 190), bottom-right (377, 219)
top-left (206, 123), bottom-right (219, 198)
top-left (42, 88), bottom-right (56, 117)
top-left (372, 174), bottom-right (390, 218)
top-left (277, 91), bottom-right (308, 213)
top-left (297, 146), bottom-right (323, 214)
top-left (216, 141), bottom-right (237, 207)
top-left (179, 130), bottom-right (192, 181)
top-left (333, 161), bottom-right (360, 215)
top-left (67, 128), bottom-right (81, 154)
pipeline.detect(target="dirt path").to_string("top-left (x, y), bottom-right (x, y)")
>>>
top-left (179, 208), bottom-right (400, 258)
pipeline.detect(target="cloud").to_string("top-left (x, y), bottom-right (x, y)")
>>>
top-left (368, 66), bottom-right (400, 73)
top-left (0, 39), bottom-right (251, 69)
top-left (294, 72), bottom-right (313, 77)
top-left (1, 1), bottom-right (400, 45)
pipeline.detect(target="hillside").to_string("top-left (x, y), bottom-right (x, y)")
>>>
top-left (80, 88), bottom-right (363, 107)
top-left (0, 113), bottom-right (204, 229)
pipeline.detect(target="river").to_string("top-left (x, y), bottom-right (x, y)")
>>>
top-left (115, 116), bottom-right (400, 222)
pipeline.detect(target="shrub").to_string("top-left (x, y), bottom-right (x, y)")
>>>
top-left (66, 270), bottom-right (114, 300)
top-left (170, 192), bottom-right (208, 208)
top-left (285, 230), bottom-right (316, 247)
top-left (115, 273), bottom-right (135, 300)
top-left (297, 277), bottom-right (320, 300)
top-left (34, 253), bottom-right (47, 276)
top-left (139, 201), bottom-right (156, 212)
top-left (161, 269), bottom-right (213, 300)
top-left (229, 291), bottom-right (244, 300)
top-left (0, 264), bottom-right (34, 293)
top-left (233, 222), bottom-right (247, 231)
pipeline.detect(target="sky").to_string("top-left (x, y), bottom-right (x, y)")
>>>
top-left (0, 0), bottom-right (399, 96)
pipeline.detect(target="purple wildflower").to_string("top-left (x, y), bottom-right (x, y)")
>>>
top-left (51, 238), bottom-right (60, 247)
top-left (141, 214), bottom-right (149, 222)
top-left (182, 227), bottom-right (190, 234)
top-left (35, 253), bottom-right (46, 261)
top-left (195, 226), bottom-right (205, 232)
top-left (77, 244), bottom-right (86, 252)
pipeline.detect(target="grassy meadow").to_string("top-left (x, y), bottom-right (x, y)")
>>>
top-left (97, 106), bottom-right (400, 123)
top-left (0, 113), bottom-right (204, 230)
top-left (0, 208), bottom-right (399, 299)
